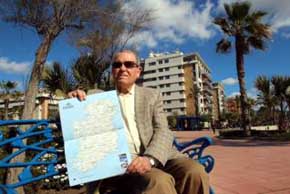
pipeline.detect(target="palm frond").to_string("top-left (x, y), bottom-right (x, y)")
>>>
top-left (231, 1), bottom-right (251, 21)
top-left (213, 17), bottom-right (233, 35)
top-left (247, 36), bottom-right (266, 50)
top-left (224, 3), bottom-right (233, 20)
top-left (216, 38), bottom-right (232, 53)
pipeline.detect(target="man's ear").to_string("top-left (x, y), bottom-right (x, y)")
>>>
top-left (137, 66), bottom-right (142, 77)
top-left (138, 66), bottom-right (143, 72)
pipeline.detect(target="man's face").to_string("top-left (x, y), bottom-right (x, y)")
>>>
top-left (112, 51), bottom-right (141, 91)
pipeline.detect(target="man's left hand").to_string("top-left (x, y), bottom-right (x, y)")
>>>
top-left (127, 156), bottom-right (152, 175)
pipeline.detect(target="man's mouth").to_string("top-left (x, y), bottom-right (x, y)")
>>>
top-left (118, 75), bottom-right (128, 79)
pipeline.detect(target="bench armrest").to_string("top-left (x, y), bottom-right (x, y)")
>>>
top-left (173, 136), bottom-right (214, 173)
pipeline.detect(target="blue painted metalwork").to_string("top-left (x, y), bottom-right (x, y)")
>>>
top-left (0, 120), bottom-right (215, 194)
top-left (174, 136), bottom-right (215, 194)
top-left (0, 120), bottom-right (61, 194)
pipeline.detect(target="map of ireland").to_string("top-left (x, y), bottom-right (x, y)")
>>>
top-left (58, 90), bottom-right (131, 186)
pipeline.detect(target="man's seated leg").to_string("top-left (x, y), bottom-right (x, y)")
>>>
top-left (142, 168), bottom-right (177, 194)
top-left (164, 157), bottom-right (209, 194)
top-left (87, 168), bottom-right (177, 194)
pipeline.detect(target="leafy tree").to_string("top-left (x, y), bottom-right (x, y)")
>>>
top-left (71, 55), bottom-right (109, 91)
top-left (255, 75), bottom-right (276, 124)
top-left (42, 62), bottom-right (75, 97)
top-left (72, 2), bottom-right (153, 91)
top-left (271, 76), bottom-right (290, 130)
top-left (214, 1), bottom-right (272, 135)
top-left (0, 81), bottom-right (18, 120)
top-left (0, 0), bottom-right (98, 120)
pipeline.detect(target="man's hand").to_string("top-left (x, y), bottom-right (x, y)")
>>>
top-left (68, 89), bottom-right (86, 101)
top-left (127, 156), bottom-right (152, 175)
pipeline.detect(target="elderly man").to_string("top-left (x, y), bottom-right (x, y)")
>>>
top-left (68, 50), bottom-right (209, 194)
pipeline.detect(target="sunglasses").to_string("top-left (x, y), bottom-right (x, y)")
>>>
top-left (112, 61), bottom-right (138, 69)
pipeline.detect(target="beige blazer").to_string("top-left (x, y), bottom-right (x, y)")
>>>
top-left (134, 85), bottom-right (183, 165)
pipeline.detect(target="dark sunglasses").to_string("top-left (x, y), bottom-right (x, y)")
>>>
top-left (112, 61), bottom-right (138, 69)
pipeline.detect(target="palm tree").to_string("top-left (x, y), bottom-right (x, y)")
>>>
top-left (0, 81), bottom-right (18, 120)
top-left (72, 55), bottom-right (110, 91)
top-left (42, 62), bottom-right (75, 97)
top-left (255, 75), bottom-right (276, 124)
top-left (214, 1), bottom-right (272, 135)
top-left (271, 76), bottom-right (290, 130)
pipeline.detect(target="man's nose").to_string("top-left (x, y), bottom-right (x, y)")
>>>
top-left (119, 63), bottom-right (127, 71)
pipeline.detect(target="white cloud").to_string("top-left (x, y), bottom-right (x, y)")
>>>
top-left (124, 0), bottom-right (216, 49)
top-left (282, 32), bottom-right (290, 39)
top-left (247, 88), bottom-right (258, 99)
top-left (217, 0), bottom-right (290, 34)
top-left (228, 91), bottom-right (240, 97)
top-left (221, 77), bottom-right (238, 85)
top-left (227, 88), bottom-right (257, 99)
top-left (0, 57), bottom-right (30, 74)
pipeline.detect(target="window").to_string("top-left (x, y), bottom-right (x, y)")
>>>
top-left (179, 91), bottom-right (183, 94)
top-left (166, 84), bottom-right (170, 87)
top-left (180, 99), bottom-right (185, 103)
top-left (165, 67), bottom-right (170, 71)
top-left (180, 108), bottom-right (185, 111)
top-left (144, 78), bottom-right (156, 82)
top-left (166, 100), bottom-right (171, 104)
top-left (158, 60), bottom-right (163, 64)
top-left (167, 109), bottom-right (172, 112)
top-left (149, 62), bottom-right (156, 66)
top-left (178, 65), bottom-right (182, 69)
top-left (179, 82), bottom-right (184, 86)
top-left (160, 85), bottom-right (164, 88)
top-left (159, 77), bottom-right (164, 80)
top-left (165, 75), bottom-right (170, 79)
top-left (143, 70), bottom-right (156, 74)
top-left (178, 73), bottom-right (184, 77)
top-left (159, 69), bottom-right (163, 72)
top-left (164, 59), bottom-right (169, 63)
top-left (166, 92), bottom-right (171, 96)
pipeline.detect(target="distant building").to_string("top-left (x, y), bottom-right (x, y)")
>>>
top-left (212, 82), bottom-right (225, 121)
top-left (0, 91), bottom-right (63, 120)
top-left (142, 51), bottom-right (212, 116)
top-left (225, 96), bottom-right (240, 114)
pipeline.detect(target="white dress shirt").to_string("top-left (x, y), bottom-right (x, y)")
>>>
top-left (118, 85), bottom-right (141, 159)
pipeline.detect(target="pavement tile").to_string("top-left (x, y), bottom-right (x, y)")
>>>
top-left (174, 130), bottom-right (290, 194)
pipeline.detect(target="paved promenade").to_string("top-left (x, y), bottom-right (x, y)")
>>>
top-left (174, 130), bottom-right (290, 194)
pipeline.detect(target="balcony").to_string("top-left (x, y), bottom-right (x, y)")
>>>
top-left (202, 71), bottom-right (212, 80)
top-left (202, 87), bottom-right (212, 96)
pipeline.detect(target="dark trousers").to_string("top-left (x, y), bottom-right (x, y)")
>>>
top-left (87, 157), bottom-right (209, 194)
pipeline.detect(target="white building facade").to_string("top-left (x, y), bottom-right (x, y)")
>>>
top-left (142, 51), bottom-right (212, 116)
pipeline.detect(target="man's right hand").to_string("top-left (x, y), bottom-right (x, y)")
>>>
top-left (68, 89), bottom-right (87, 101)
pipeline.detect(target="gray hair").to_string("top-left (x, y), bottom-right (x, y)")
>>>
top-left (113, 49), bottom-right (140, 64)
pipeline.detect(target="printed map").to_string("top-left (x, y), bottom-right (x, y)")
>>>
top-left (59, 90), bottom-right (131, 186)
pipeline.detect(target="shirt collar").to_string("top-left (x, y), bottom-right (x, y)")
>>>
top-left (117, 84), bottom-right (135, 96)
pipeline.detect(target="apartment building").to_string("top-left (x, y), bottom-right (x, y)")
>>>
top-left (142, 51), bottom-right (212, 116)
top-left (225, 96), bottom-right (241, 114)
top-left (212, 82), bottom-right (225, 121)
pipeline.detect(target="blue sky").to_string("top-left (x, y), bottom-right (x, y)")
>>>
top-left (1, 0), bottom-right (290, 98)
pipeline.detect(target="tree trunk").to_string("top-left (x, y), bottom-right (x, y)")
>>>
top-left (6, 34), bottom-right (55, 194)
top-left (4, 98), bottom-right (9, 120)
top-left (22, 34), bottom-right (55, 120)
top-left (278, 101), bottom-right (285, 131)
top-left (235, 35), bottom-right (251, 136)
